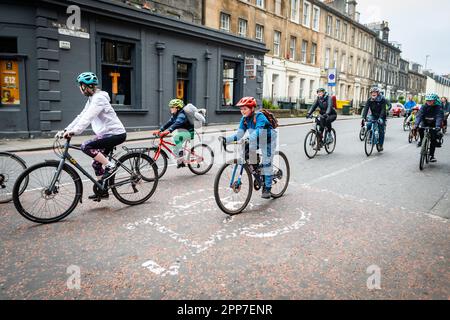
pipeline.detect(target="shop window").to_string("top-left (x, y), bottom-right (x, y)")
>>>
top-left (0, 60), bottom-right (20, 105)
top-left (222, 60), bottom-right (242, 108)
top-left (101, 39), bottom-right (134, 107)
top-left (176, 61), bottom-right (193, 105)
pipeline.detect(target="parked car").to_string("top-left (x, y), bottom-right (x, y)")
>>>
top-left (390, 103), bottom-right (406, 117)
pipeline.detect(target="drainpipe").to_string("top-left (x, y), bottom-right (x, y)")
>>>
top-left (155, 42), bottom-right (166, 126)
top-left (204, 49), bottom-right (211, 124)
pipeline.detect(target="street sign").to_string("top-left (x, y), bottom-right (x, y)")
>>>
top-left (328, 68), bottom-right (337, 87)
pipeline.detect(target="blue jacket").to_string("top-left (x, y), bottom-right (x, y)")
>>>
top-left (404, 100), bottom-right (416, 111)
top-left (226, 111), bottom-right (274, 144)
top-left (160, 109), bottom-right (194, 133)
top-left (415, 103), bottom-right (444, 128)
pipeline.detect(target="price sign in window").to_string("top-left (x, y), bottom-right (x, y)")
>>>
top-left (1, 60), bottom-right (20, 105)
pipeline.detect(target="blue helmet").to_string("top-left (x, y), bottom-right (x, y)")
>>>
top-left (76, 72), bottom-right (99, 86)
top-left (425, 93), bottom-right (439, 102)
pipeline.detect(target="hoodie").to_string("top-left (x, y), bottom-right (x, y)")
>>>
top-left (65, 90), bottom-right (126, 136)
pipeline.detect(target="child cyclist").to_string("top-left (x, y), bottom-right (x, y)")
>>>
top-left (406, 105), bottom-right (420, 127)
top-left (153, 99), bottom-right (194, 168)
top-left (57, 72), bottom-right (127, 201)
top-left (219, 97), bottom-right (278, 199)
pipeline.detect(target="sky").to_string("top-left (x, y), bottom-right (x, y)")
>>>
top-left (356, 0), bottom-right (450, 75)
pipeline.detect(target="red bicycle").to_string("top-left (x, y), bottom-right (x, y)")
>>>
top-left (146, 131), bottom-right (214, 179)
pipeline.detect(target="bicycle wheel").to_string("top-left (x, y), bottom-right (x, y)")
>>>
top-left (304, 130), bottom-right (319, 159)
top-left (403, 118), bottom-right (410, 131)
top-left (408, 130), bottom-right (413, 144)
top-left (187, 143), bottom-right (214, 175)
top-left (270, 151), bottom-right (290, 199)
top-left (147, 147), bottom-right (168, 179)
top-left (0, 152), bottom-right (27, 203)
top-left (364, 130), bottom-right (374, 157)
top-left (214, 161), bottom-right (252, 215)
top-left (12, 161), bottom-right (81, 224)
top-left (110, 152), bottom-right (158, 206)
top-left (325, 129), bottom-right (337, 154)
top-left (359, 127), bottom-right (366, 141)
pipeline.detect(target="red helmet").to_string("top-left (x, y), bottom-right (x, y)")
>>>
top-left (236, 97), bottom-right (257, 108)
top-left (413, 106), bottom-right (420, 111)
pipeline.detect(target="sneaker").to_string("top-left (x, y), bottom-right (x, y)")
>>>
top-left (176, 161), bottom-right (186, 169)
top-left (430, 156), bottom-right (437, 163)
top-left (417, 141), bottom-right (422, 147)
top-left (378, 145), bottom-right (384, 152)
top-left (102, 164), bottom-right (117, 180)
top-left (261, 188), bottom-right (271, 199)
top-left (88, 192), bottom-right (109, 201)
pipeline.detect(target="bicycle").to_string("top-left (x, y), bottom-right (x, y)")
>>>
top-left (0, 152), bottom-right (27, 203)
top-left (304, 115), bottom-right (337, 159)
top-left (214, 139), bottom-right (290, 215)
top-left (364, 119), bottom-right (384, 157)
top-left (408, 120), bottom-right (418, 144)
top-left (403, 110), bottom-right (412, 131)
top-left (419, 127), bottom-right (437, 171)
top-left (12, 137), bottom-right (158, 224)
top-left (146, 131), bottom-right (214, 179)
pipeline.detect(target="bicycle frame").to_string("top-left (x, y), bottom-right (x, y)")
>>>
top-left (367, 120), bottom-right (380, 145)
top-left (48, 138), bottom-right (134, 193)
top-left (151, 135), bottom-right (205, 165)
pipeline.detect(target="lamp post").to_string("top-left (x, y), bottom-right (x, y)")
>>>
top-left (425, 55), bottom-right (430, 70)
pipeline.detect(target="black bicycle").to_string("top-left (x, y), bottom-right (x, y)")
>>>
top-left (12, 137), bottom-right (158, 224)
top-left (214, 139), bottom-right (290, 215)
top-left (0, 152), bottom-right (27, 203)
top-left (304, 115), bottom-right (337, 159)
top-left (359, 120), bottom-right (367, 141)
top-left (419, 127), bottom-right (441, 171)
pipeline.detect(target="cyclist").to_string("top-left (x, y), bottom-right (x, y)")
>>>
top-left (404, 95), bottom-right (417, 118)
top-left (219, 97), bottom-right (277, 199)
top-left (414, 93), bottom-right (444, 162)
top-left (57, 72), bottom-right (127, 200)
top-left (306, 88), bottom-right (337, 147)
top-left (405, 105), bottom-right (420, 127)
top-left (361, 87), bottom-right (387, 151)
top-left (153, 99), bottom-right (194, 168)
top-left (441, 96), bottom-right (449, 131)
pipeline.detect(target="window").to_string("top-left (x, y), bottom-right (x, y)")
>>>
top-left (0, 38), bottom-right (20, 106)
top-left (356, 58), bottom-right (361, 76)
top-left (326, 16), bottom-right (333, 35)
top-left (364, 35), bottom-right (367, 51)
top-left (301, 40), bottom-right (308, 63)
top-left (333, 49), bottom-right (338, 68)
top-left (289, 36), bottom-right (296, 60)
top-left (351, 27), bottom-right (355, 46)
top-left (325, 48), bottom-right (330, 69)
top-left (349, 55), bottom-right (353, 74)
top-left (222, 60), bottom-right (241, 107)
top-left (238, 19), bottom-right (247, 37)
top-left (362, 60), bottom-right (366, 77)
top-left (256, 24), bottom-right (264, 42)
top-left (101, 38), bottom-right (135, 106)
top-left (220, 13), bottom-right (230, 32)
top-left (275, 0), bottom-right (282, 15)
top-left (303, 1), bottom-right (311, 27)
top-left (335, 19), bottom-right (341, 39)
top-left (291, 0), bottom-right (299, 23)
top-left (310, 43), bottom-right (317, 65)
top-left (312, 6), bottom-right (320, 31)
top-left (175, 61), bottom-right (193, 105)
top-left (299, 78), bottom-right (305, 98)
top-left (358, 32), bottom-right (362, 48)
top-left (273, 31), bottom-right (281, 57)
top-left (341, 53), bottom-right (346, 72)
top-left (256, 0), bottom-right (264, 8)
top-left (342, 23), bottom-right (348, 42)
top-left (309, 80), bottom-right (315, 99)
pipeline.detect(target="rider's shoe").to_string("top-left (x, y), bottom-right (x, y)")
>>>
top-left (88, 192), bottom-right (109, 201)
top-left (378, 145), bottom-right (384, 152)
top-left (102, 163), bottom-right (117, 180)
top-left (430, 156), bottom-right (437, 163)
top-left (417, 140), bottom-right (422, 147)
top-left (261, 187), bottom-right (271, 199)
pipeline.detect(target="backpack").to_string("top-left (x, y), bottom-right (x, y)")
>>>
top-left (245, 109), bottom-right (279, 129)
top-left (183, 103), bottom-right (206, 125)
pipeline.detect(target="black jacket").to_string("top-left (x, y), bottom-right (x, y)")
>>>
top-left (362, 96), bottom-right (387, 120)
top-left (307, 95), bottom-right (337, 117)
top-left (415, 103), bottom-right (444, 128)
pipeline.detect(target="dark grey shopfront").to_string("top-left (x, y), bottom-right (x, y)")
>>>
top-left (0, 0), bottom-right (267, 138)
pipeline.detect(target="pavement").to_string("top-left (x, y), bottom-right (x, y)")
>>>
top-left (0, 115), bottom-right (361, 153)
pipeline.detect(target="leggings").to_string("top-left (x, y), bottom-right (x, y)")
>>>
top-left (81, 133), bottom-right (127, 176)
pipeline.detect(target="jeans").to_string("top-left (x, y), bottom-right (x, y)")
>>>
top-left (366, 115), bottom-right (385, 145)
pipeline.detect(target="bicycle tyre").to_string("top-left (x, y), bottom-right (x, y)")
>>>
top-left (304, 130), bottom-right (319, 159)
top-left (270, 151), bottom-right (290, 199)
top-left (110, 152), bottom-right (158, 206)
top-left (12, 161), bottom-right (81, 224)
top-left (325, 129), bottom-right (337, 154)
top-left (0, 152), bottom-right (28, 203)
top-left (187, 143), bottom-right (214, 175)
top-left (147, 147), bottom-right (168, 179)
top-left (364, 130), bottom-right (374, 157)
top-left (214, 161), bottom-right (253, 215)
top-left (359, 127), bottom-right (366, 141)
